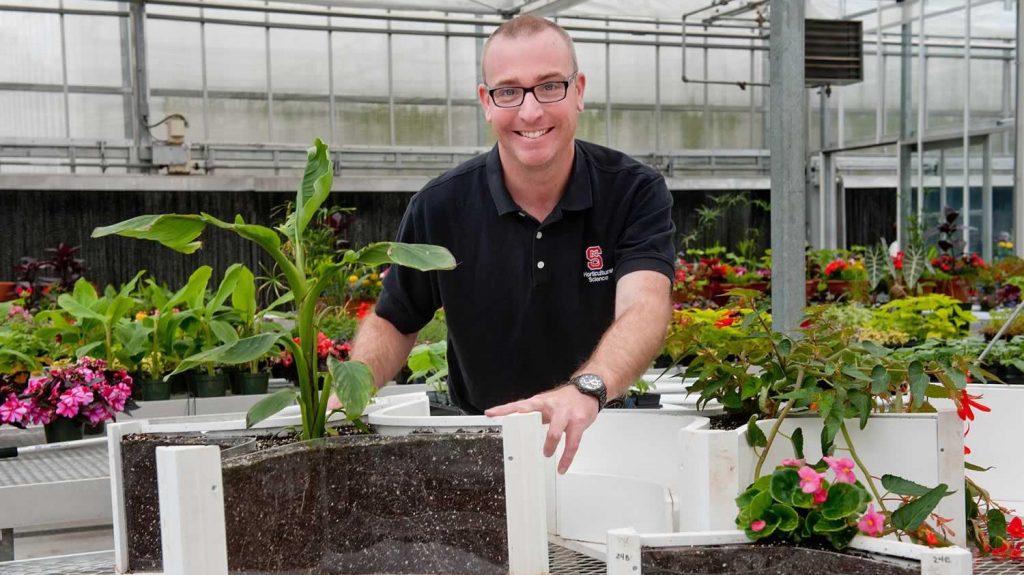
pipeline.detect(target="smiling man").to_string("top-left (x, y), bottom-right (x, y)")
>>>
top-left (340, 15), bottom-right (675, 473)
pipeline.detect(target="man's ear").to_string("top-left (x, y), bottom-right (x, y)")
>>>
top-left (478, 84), bottom-right (493, 123)
top-left (575, 72), bottom-right (586, 112)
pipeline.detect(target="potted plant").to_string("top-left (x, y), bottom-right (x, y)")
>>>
top-left (0, 356), bottom-right (136, 442)
top-left (868, 294), bottom-right (974, 345)
top-left (927, 206), bottom-right (986, 304)
top-left (92, 138), bottom-right (456, 439)
top-left (226, 264), bottom-right (288, 395)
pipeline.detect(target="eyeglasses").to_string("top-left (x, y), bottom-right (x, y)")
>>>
top-left (487, 72), bottom-right (578, 108)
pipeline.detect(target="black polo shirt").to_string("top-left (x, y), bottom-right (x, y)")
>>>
top-left (374, 139), bottom-right (675, 414)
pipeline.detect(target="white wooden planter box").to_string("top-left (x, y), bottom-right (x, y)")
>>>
top-left (676, 410), bottom-right (967, 546)
top-left (960, 383), bottom-right (1024, 511)
top-left (606, 528), bottom-right (972, 575)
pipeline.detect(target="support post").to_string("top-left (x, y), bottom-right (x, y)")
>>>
top-left (501, 412), bottom-right (548, 575)
top-left (606, 527), bottom-right (642, 575)
top-left (769, 0), bottom-right (806, 335)
top-left (156, 446), bottom-right (228, 575)
top-left (129, 1), bottom-right (151, 171)
top-left (0, 528), bottom-right (13, 562)
top-left (1016, 0), bottom-right (1024, 257)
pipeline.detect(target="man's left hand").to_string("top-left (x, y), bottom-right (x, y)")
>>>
top-left (484, 385), bottom-right (599, 474)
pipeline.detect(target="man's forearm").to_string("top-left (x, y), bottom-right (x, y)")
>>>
top-left (350, 312), bottom-right (419, 389)
top-left (575, 271), bottom-right (672, 401)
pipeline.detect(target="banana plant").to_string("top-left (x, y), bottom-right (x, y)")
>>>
top-left (93, 139), bottom-right (456, 439)
top-left (229, 264), bottom-right (292, 374)
top-left (49, 273), bottom-right (145, 364)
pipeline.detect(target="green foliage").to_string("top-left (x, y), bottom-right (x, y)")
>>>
top-left (870, 295), bottom-right (974, 342)
top-left (92, 139), bottom-right (456, 439)
top-left (407, 341), bottom-right (448, 393)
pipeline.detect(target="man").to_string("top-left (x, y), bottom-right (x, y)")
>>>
top-left (339, 15), bottom-right (674, 473)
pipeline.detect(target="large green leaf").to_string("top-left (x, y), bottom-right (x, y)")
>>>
top-left (0, 349), bottom-right (39, 370)
top-left (246, 388), bottom-right (300, 428)
top-left (772, 504), bottom-right (800, 532)
top-left (202, 214), bottom-right (283, 254)
top-left (57, 293), bottom-right (106, 323)
top-left (170, 332), bottom-right (282, 376)
top-left (770, 467), bottom-right (801, 505)
top-left (907, 360), bottom-right (929, 408)
top-left (903, 243), bottom-right (926, 290)
top-left (210, 320), bottom-right (239, 344)
top-left (356, 242), bottom-right (457, 271)
top-left (881, 474), bottom-right (954, 497)
top-left (209, 263), bottom-right (245, 313)
top-left (890, 483), bottom-right (948, 532)
top-left (328, 357), bottom-right (374, 421)
top-left (821, 483), bottom-right (862, 520)
top-left (870, 364), bottom-right (890, 394)
top-left (790, 427), bottom-right (804, 460)
top-left (745, 414), bottom-right (767, 447)
top-left (165, 266), bottom-right (213, 312)
top-left (92, 214), bottom-right (207, 254)
top-left (72, 277), bottom-right (98, 306)
top-left (231, 265), bottom-right (257, 323)
top-left (276, 139), bottom-right (332, 243)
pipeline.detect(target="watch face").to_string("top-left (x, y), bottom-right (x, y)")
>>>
top-left (576, 374), bottom-right (603, 392)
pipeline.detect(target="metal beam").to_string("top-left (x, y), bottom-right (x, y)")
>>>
top-left (517, 0), bottom-right (591, 17)
top-left (769, 0), bottom-right (806, 335)
top-left (1016, 0), bottom-right (1024, 257)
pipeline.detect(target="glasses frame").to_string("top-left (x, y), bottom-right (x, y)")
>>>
top-left (486, 72), bottom-right (578, 108)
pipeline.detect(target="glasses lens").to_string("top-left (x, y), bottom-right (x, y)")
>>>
top-left (492, 87), bottom-right (524, 107)
top-left (534, 81), bottom-right (568, 103)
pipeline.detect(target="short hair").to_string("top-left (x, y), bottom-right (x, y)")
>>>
top-left (481, 15), bottom-right (578, 85)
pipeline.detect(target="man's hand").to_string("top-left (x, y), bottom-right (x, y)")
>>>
top-left (326, 393), bottom-right (342, 412)
top-left (484, 385), bottom-right (599, 474)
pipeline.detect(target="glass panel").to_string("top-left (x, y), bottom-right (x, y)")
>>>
top-left (609, 45), bottom-right (655, 105)
top-left (270, 29), bottom-right (329, 96)
top-left (65, 14), bottom-right (123, 87)
top-left (0, 91), bottom-right (65, 138)
top-left (0, 12), bottom-right (63, 84)
top-left (205, 24), bottom-right (267, 92)
top-left (68, 93), bottom-right (125, 139)
top-left (150, 96), bottom-right (207, 142)
top-left (449, 36), bottom-right (480, 100)
top-left (576, 43), bottom-right (605, 106)
top-left (335, 102), bottom-right (390, 146)
top-left (393, 35), bottom-right (445, 99)
top-left (333, 32), bottom-right (388, 98)
top-left (148, 20), bottom-right (203, 91)
top-left (393, 104), bottom-right (447, 146)
top-left (205, 98), bottom-right (269, 142)
top-left (610, 109), bottom-right (655, 150)
top-left (576, 108), bottom-right (606, 147)
top-left (271, 99), bottom-right (330, 145)
top-left (450, 105), bottom-right (482, 147)
top-left (710, 111), bottom-right (756, 149)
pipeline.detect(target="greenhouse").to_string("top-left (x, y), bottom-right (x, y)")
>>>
top-left (1, 0), bottom-right (1023, 573)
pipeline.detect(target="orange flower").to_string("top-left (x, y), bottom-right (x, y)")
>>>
top-left (1008, 516), bottom-right (1024, 539)
top-left (713, 309), bottom-right (740, 329)
top-left (925, 529), bottom-right (939, 546)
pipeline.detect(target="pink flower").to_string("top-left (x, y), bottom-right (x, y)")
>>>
top-left (101, 383), bottom-right (131, 412)
top-left (858, 504), bottom-right (885, 537)
top-left (26, 376), bottom-right (46, 394)
top-left (824, 456), bottom-right (857, 484)
top-left (68, 385), bottom-right (94, 406)
top-left (84, 404), bottom-right (111, 425)
top-left (26, 404), bottom-right (54, 425)
top-left (750, 520), bottom-right (766, 532)
top-left (813, 487), bottom-right (828, 504)
top-left (0, 394), bottom-right (29, 424)
top-left (798, 465), bottom-right (826, 494)
top-left (56, 396), bottom-right (79, 418)
top-left (781, 458), bottom-right (804, 467)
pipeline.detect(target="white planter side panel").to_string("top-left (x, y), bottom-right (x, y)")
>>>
top-left (962, 384), bottom-right (1024, 510)
top-left (500, 412), bottom-right (549, 575)
top-left (109, 420), bottom-right (144, 575)
top-left (678, 412), bottom-right (966, 546)
top-left (555, 473), bottom-right (672, 542)
top-left (606, 527), bottom-right (642, 575)
top-left (156, 446), bottom-right (228, 575)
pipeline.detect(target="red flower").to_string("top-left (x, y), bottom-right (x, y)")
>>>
top-left (925, 529), bottom-right (939, 546)
top-left (1008, 516), bottom-right (1024, 539)
top-left (893, 251), bottom-right (904, 270)
top-left (714, 310), bottom-right (740, 329)
top-left (956, 389), bottom-right (991, 421)
top-left (823, 259), bottom-right (848, 279)
top-left (356, 301), bottom-right (373, 320)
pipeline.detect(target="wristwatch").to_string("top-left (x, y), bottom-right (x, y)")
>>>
top-left (570, 373), bottom-right (607, 411)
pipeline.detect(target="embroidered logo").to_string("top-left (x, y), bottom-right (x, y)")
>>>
top-left (584, 245), bottom-right (613, 283)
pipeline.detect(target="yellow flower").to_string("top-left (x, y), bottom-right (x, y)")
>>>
top-left (135, 311), bottom-right (147, 321)
top-left (370, 273), bottom-right (380, 281)
top-left (348, 275), bottom-right (359, 284)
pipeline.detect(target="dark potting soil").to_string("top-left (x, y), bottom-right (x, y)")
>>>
top-left (708, 412), bottom-right (753, 430)
top-left (642, 544), bottom-right (919, 575)
top-left (122, 431), bottom-right (508, 575)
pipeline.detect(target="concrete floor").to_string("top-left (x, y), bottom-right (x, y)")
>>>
top-left (7, 523), bottom-right (113, 561)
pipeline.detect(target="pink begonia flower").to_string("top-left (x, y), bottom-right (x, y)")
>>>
top-left (824, 456), bottom-right (857, 484)
top-left (750, 520), bottom-right (767, 532)
top-left (813, 487), bottom-right (828, 504)
top-left (56, 398), bottom-right (79, 418)
top-left (0, 393), bottom-right (29, 424)
top-left (781, 458), bottom-right (804, 467)
top-left (858, 504), bottom-right (885, 537)
top-left (798, 465), bottom-right (827, 494)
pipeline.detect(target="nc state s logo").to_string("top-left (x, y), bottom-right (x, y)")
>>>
top-left (585, 246), bottom-right (604, 271)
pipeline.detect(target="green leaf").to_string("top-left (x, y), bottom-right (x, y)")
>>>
top-left (870, 364), bottom-right (890, 394)
top-left (964, 462), bottom-right (994, 472)
top-left (848, 391), bottom-right (871, 430)
top-left (165, 266), bottom-right (213, 312)
top-left (72, 277), bottom-right (98, 306)
top-left (890, 483), bottom-right (949, 532)
top-left (0, 348), bottom-right (40, 370)
top-left (75, 340), bottom-right (105, 358)
top-left (840, 365), bottom-right (871, 382)
top-left (744, 511), bottom-right (781, 540)
top-left (925, 384), bottom-right (950, 399)
top-left (770, 468), bottom-right (801, 505)
top-left (329, 357), bottom-right (375, 421)
top-left (92, 214), bottom-right (207, 254)
top-left (57, 293), bottom-right (106, 323)
top-left (772, 504), bottom-right (800, 532)
top-left (821, 483), bottom-right (862, 520)
top-left (790, 427), bottom-right (804, 461)
top-left (246, 388), bottom-right (299, 428)
top-left (209, 263), bottom-right (245, 312)
top-left (750, 490), bottom-right (773, 518)
top-left (987, 508), bottom-right (1009, 543)
top-left (812, 517), bottom-right (849, 533)
top-left (881, 474), bottom-right (936, 497)
top-left (203, 214), bottom-right (283, 254)
top-left (941, 366), bottom-right (967, 390)
top-left (210, 320), bottom-right (239, 344)
top-left (908, 360), bottom-right (929, 408)
top-left (356, 242), bottom-right (457, 271)
top-left (778, 339), bottom-right (792, 357)
top-left (170, 333), bottom-right (282, 375)
top-left (231, 265), bottom-right (257, 322)
top-left (745, 414), bottom-right (767, 447)
top-left (295, 139), bottom-right (333, 240)
top-left (860, 340), bottom-right (890, 357)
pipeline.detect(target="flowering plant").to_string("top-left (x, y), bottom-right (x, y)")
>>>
top-left (0, 357), bottom-right (136, 428)
top-left (929, 253), bottom-right (986, 277)
top-left (823, 257), bottom-right (867, 281)
top-left (276, 332), bottom-right (351, 371)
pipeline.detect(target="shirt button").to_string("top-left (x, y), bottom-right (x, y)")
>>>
top-left (518, 211), bottom-right (526, 217)
top-left (537, 261), bottom-right (545, 269)
top-left (536, 231), bottom-right (543, 239)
